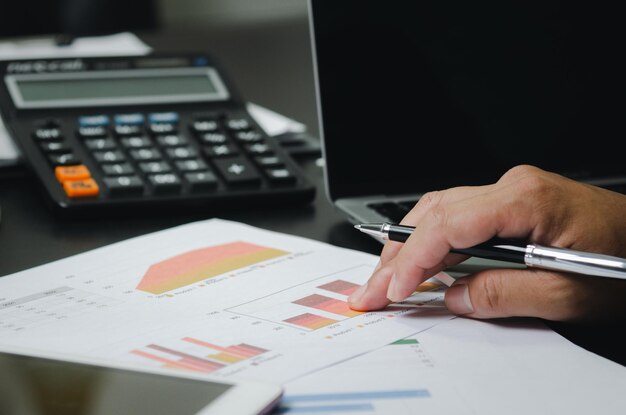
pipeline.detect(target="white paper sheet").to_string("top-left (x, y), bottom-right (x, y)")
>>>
top-left (0, 116), bottom-right (19, 166)
top-left (0, 218), bottom-right (454, 384)
top-left (0, 32), bottom-right (152, 60)
top-left (281, 317), bottom-right (626, 414)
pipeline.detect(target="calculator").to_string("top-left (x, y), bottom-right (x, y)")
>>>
top-left (0, 52), bottom-right (316, 214)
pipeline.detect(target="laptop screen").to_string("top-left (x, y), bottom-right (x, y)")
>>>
top-left (310, 1), bottom-right (626, 200)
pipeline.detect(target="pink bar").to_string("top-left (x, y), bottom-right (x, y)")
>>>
top-left (131, 350), bottom-right (204, 372)
top-left (182, 337), bottom-right (251, 358)
top-left (147, 344), bottom-right (226, 370)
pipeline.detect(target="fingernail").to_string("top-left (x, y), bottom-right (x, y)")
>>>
top-left (386, 274), bottom-right (402, 302)
top-left (445, 283), bottom-right (474, 314)
top-left (348, 283), bottom-right (368, 304)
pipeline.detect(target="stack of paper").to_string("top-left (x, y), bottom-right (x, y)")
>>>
top-left (0, 219), bottom-right (623, 414)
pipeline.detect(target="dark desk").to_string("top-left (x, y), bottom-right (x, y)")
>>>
top-left (1, 25), bottom-right (625, 371)
top-left (0, 155), bottom-right (384, 276)
top-left (1, 156), bottom-right (625, 369)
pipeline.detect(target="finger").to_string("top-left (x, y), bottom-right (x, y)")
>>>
top-left (388, 181), bottom-right (538, 301)
top-left (348, 266), bottom-right (394, 310)
top-left (379, 184), bottom-right (498, 265)
top-left (444, 269), bottom-right (579, 320)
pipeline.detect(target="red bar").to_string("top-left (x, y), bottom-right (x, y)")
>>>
top-left (317, 280), bottom-right (360, 296)
top-left (131, 350), bottom-right (205, 372)
top-left (147, 344), bottom-right (225, 370)
top-left (182, 337), bottom-right (251, 358)
top-left (284, 313), bottom-right (337, 329)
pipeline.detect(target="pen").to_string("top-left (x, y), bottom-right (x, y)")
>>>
top-left (354, 222), bottom-right (626, 280)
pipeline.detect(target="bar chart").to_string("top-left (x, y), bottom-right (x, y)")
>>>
top-left (136, 241), bottom-right (289, 294)
top-left (130, 336), bottom-right (270, 374)
top-left (227, 266), bottom-right (372, 332)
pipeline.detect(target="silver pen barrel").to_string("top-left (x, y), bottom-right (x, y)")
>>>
top-left (525, 245), bottom-right (626, 280)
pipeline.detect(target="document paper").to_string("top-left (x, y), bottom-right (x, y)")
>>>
top-left (281, 317), bottom-right (626, 414)
top-left (0, 219), bottom-right (454, 384)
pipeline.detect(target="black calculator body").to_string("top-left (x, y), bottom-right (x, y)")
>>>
top-left (0, 52), bottom-right (316, 215)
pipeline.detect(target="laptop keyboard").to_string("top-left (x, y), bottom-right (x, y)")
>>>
top-left (367, 200), bottom-right (419, 223)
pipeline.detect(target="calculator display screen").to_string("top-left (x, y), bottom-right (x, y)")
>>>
top-left (5, 67), bottom-right (230, 109)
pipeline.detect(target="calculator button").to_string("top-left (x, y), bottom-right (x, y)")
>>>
top-left (114, 124), bottom-right (143, 136)
top-left (49, 153), bottom-right (80, 166)
top-left (114, 113), bottom-right (144, 125)
top-left (139, 161), bottom-right (172, 174)
top-left (185, 171), bottom-right (218, 192)
top-left (102, 163), bottom-right (135, 176)
top-left (93, 150), bottom-right (126, 163)
top-left (121, 136), bottom-right (152, 148)
top-left (165, 146), bottom-right (198, 160)
top-left (33, 128), bottom-right (62, 140)
top-left (156, 134), bottom-right (188, 147)
top-left (147, 173), bottom-right (182, 194)
top-left (148, 123), bottom-right (177, 134)
top-left (203, 144), bottom-right (238, 158)
top-left (175, 159), bottom-right (208, 172)
top-left (63, 178), bottom-right (100, 198)
top-left (245, 143), bottom-right (272, 155)
top-left (234, 130), bottom-right (264, 143)
top-left (255, 155), bottom-right (284, 167)
top-left (212, 156), bottom-right (261, 185)
top-left (191, 120), bottom-right (219, 133)
top-left (78, 126), bottom-right (108, 138)
top-left (84, 138), bottom-right (117, 151)
top-left (265, 168), bottom-right (297, 184)
top-left (199, 132), bottom-right (228, 144)
top-left (55, 165), bottom-right (92, 182)
top-left (226, 118), bottom-right (251, 131)
top-left (149, 112), bottom-right (179, 124)
top-left (79, 115), bottom-right (109, 127)
top-left (129, 148), bottom-right (162, 161)
top-left (40, 141), bottom-right (70, 153)
top-left (103, 176), bottom-right (144, 196)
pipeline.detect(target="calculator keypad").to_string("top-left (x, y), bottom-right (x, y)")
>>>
top-left (32, 110), bottom-right (305, 205)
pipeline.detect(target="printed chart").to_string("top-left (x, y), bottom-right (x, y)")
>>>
top-left (278, 389), bottom-right (432, 414)
top-left (0, 219), bottom-right (455, 385)
top-left (131, 337), bottom-right (272, 374)
top-left (136, 241), bottom-right (289, 294)
top-left (0, 286), bottom-right (122, 333)
top-left (227, 266), bottom-right (372, 332)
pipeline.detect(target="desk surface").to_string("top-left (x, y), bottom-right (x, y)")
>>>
top-left (1, 24), bottom-right (625, 369)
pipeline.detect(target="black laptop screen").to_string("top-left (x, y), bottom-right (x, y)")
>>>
top-left (310, 1), bottom-right (626, 199)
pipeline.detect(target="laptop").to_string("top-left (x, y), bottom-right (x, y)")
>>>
top-left (308, 0), bottom-right (626, 227)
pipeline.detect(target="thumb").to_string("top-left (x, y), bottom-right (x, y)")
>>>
top-left (444, 269), bottom-right (576, 320)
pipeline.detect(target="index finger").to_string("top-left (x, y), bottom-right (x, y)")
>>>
top-left (388, 180), bottom-right (537, 301)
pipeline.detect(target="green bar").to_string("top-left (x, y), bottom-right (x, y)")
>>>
top-left (391, 338), bottom-right (418, 345)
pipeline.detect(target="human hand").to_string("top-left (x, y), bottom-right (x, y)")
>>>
top-left (348, 165), bottom-right (626, 323)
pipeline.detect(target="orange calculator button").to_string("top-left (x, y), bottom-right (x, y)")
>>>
top-left (55, 165), bottom-right (92, 182)
top-left (62, 178), bottom-right (100, 198)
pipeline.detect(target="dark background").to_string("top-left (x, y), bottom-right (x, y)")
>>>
top-left (0, 0), bottom-right (158, 37)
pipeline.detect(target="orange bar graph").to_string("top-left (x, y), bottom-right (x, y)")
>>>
top-left (137, 241), bottom-right (289, 294)
top-left (293, 294), bottom-right (363, 317)
top-left (284, 312), bottom-right (338, 329)
top-left (317, 280), bottom-right (361, 296)
top-left (414, 281), bottom-right (443, 293)
top-left (131, 349), bottom-right (224, 373)
top-left (182, 337), bottom-right (268, 362)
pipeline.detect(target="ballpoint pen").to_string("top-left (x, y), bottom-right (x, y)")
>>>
top-left (354, 222), bottom-right (626, 280)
